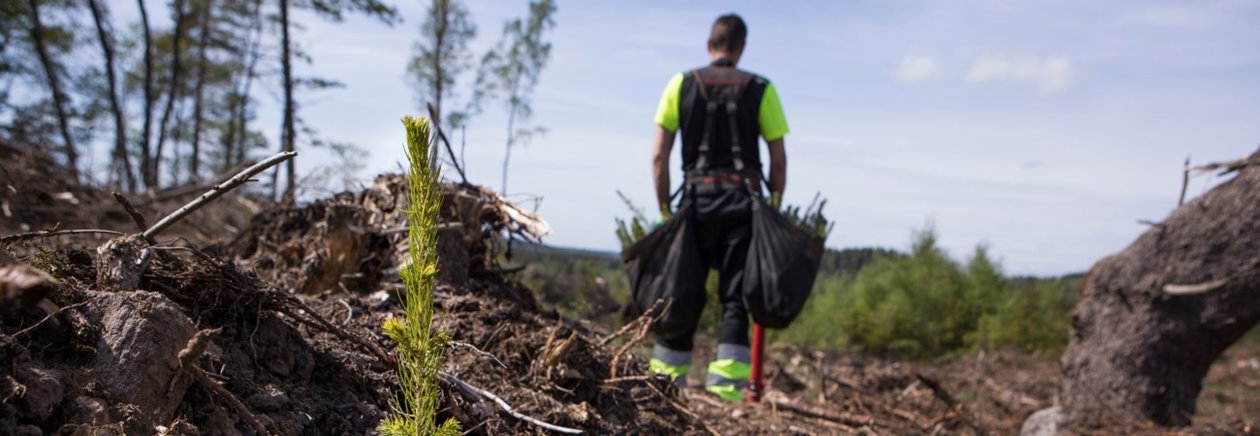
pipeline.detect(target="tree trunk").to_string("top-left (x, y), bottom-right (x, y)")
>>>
top-left (189, 0), bottom-right (213, 182)
top-left (501, 66), bottom-right (521, 195)
top-left (1030, 149), bottom-right (1260, 432)
top-left (279, 0), bottom-right (296, 204)
top-left (26, 0), bottom-right (78, 185)
top-left (431, 0), bottom-right (445, 127)
top-left (87, 0), bottom-right (134, 192)
top-left (225, 0), bottom-right (262, 173)
top-left (138, 0), bottom-right (156, 189)
top-left (154, 0), bottom-right (188, 188)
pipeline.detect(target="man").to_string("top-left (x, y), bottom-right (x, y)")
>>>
top-left (648, 13), bottom-right (788, 401)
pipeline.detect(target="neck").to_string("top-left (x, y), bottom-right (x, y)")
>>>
top-left (709, 51), bottom-right (740, 66)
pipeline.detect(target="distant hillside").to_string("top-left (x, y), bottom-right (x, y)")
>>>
top-left (819, 247), bottom-right (904, 276)
top-left (515, 243), bottom-right (904, 275)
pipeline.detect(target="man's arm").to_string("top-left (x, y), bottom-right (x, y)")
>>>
top-left (652, 125), bottom-right (676, 212)
top-left (767, 137), bottom-right (786, 196)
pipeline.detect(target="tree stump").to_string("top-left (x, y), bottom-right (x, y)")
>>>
top-left (95, 235), bottom-right (151, 292)
top-left (1027, 149), bottom-right (1260, 432)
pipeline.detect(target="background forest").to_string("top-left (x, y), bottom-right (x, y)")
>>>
top-left (0, 0), bottom-right (553, 202)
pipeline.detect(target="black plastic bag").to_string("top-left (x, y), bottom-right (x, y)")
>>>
top-left (621, 204), bottom-right (706, 339)
top-left (743, 197), bottom-right (825, 328)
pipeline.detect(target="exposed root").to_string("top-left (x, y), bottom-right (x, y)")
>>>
top-left (175, 328), bottom-right (270, 435)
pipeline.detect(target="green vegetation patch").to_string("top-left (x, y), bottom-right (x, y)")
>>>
top-left (776, 227), bottom-right (1078, 359)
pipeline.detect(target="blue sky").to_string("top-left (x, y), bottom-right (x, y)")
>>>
top-left (116, 0), bottom-right (1260, 275)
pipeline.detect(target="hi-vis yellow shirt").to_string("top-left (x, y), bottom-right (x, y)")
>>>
top-left (653, 72), bottom-right (789, 142)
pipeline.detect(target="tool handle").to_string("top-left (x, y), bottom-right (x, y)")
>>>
top-left (748, 324), bottom-right (765, 402)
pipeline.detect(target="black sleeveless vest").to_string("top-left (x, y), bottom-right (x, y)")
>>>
top-left (678, 58), bottom-right (769, 174)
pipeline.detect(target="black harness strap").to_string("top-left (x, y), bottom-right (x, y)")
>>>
top-left (690, 68), bottom-right (753, 175)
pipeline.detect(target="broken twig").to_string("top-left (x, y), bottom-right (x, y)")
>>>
top-left (449, 340), bottom-right (507, 369)
top-left (1, 229), bottom-right (126, 245)
top-left (646, 381), bottom-right (720, 436)
top-left (598, 298), bottom-right (668, 346)
top-left (766, 399), bottom-right (873, 429)
top-left (438, 371), bottom-right (583, 434)
top-left (1164, 278), bottom-right (1229, 295)
top-left (426, 102), bottom-right (468, 185)
top-left (1193, 154), bottom-right (1260, 176)
top-left (1178, 156), bottom-right (1190, 207)
top-left (915, 374), bottom-right (986, 435)
top-left (144, 151), bottom-right (296, 239)
top-left (10, 302), bottom-right (86, 338)
top-left (112, 191), bottom-right (148, 232)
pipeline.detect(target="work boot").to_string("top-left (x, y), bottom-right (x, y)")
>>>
top-left (705, 343), bottom-right (751, 401)
top-left (649, 344), bottom-right (691, 387)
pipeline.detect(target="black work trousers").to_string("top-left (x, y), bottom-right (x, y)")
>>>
top-left (657, 187), bottom-right (753, 351)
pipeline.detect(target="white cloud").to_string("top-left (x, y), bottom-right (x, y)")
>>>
top-left (894, 55), bottom-right (943, 83)
top-left (965, 55), bottom-right (1077, 94)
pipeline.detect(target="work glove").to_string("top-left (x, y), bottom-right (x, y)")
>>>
top-left (654, 203), bottom-right (672, 229)
top-left (770, 192), bottom-right (783, 210)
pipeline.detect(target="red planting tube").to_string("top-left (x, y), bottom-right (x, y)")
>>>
top-left (747, 323), bottom-right (764, 403)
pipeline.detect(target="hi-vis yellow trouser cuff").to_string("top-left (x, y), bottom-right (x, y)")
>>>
top-left (650, 344), bottom-right (692, 387)
top-left (705, 343), bottom-right (751, 402)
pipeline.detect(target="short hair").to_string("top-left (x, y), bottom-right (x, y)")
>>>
top-left (708, 14), bottom-right (747, 53)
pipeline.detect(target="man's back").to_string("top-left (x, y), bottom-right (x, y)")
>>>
top-left (644, 14), bottom-right (791, 402)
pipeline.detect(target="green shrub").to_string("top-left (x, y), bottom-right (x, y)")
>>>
top-left (775, 227), bottom-right (1076, 359)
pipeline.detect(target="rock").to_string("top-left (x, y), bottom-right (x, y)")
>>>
top-left (0, 264), bottom-right (59, 309)
top-left (80, 290), bottom-right (195, 432)
top-left (13, 424), bottom-right (41, 436)
top-left (1020, 406), bottom-right (1061, 436)
top-left (13, 366), bottom-right (64, 422)
top-left (66, 396), bottom-right (111, 426)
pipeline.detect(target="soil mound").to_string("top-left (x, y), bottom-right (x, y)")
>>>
top-left (2, 173), bottom-right (705, 434)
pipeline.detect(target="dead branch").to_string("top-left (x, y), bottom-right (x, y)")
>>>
top-left (916, 374), bottom-right (958, 407)
top-left (271, 296), bottom-right (394, 367)
top-left (149, 245), bottom-right (219, 264)
top-left (1193, 154), bottom-right (1260, 176)
top-left (111, 191), bottom-right (148, 233)
top-left (449, 340), bottom-right (507, 369)
top-left (896, 379), bottom-right (922, 402)
top-left (437, 373), bottom-right (494, 419)
top-left (607, 299), bottom-right (671, 378)
top-left (337, 299), bottom-right (353, 324)
top-left (0, 229), bottom-right (126, 245)
top-left (598, 298), bottom-right (667, 346)
top-left (1164, 278), bottom-right (1229, 295)
top-left (916, 374), bottom-right (986, 435)
top-left (144, 151), bottom-right (296, 239)
top-left (767, 399), bottom-right (874, 429)
top-left (1179, 156), bottom-right (1190, 207)
top-left (609, 317), bottom-right (652, 379)
top-left (602, 375), bottom-right (659, 384)
top-left (438, 371), bottom-right (583, 434)
top-left (645, 381), bottom-right (721, 436)
top-left (9, 302), bottom-right (86, 338)
top-left (426, 102), bottom-right (467, 186)
top-left (176, 329), bottom-right (269, 435)
top-left (542, 331), bottom-right (579, 379)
